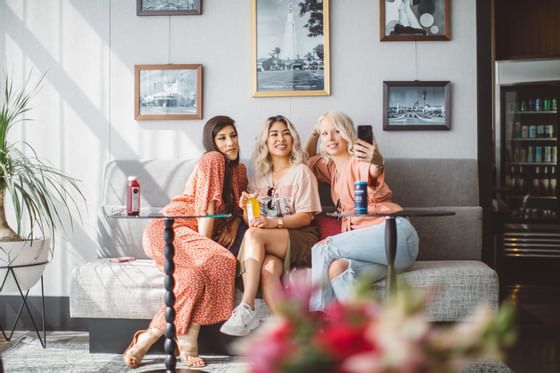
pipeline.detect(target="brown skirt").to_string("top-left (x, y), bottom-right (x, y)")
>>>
top-left (237, 224), bottom-right (320, 276)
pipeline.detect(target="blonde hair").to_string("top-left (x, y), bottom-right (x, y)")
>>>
top-left (252, 115), bottom-right (307, 178)
top-left (315, 112), bottom-right (356, 160)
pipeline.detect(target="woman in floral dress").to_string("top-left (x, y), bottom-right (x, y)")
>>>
top-left (123, 116), bottom-right (248, 368)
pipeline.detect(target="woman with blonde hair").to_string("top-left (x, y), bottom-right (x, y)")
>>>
top-left (304, 111), bottom-right (419, 310)
top-left (220, 115), bottom-right (322, 336)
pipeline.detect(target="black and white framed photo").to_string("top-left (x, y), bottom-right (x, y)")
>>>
top-left (380, 0), bottom-right (450, 41)
top-left (136, 0), bottom-right (202, 16)
top-left (252, 0), bottom-right (330, 97)
top-left (134, 64), bottom-right (202, 120)
top-left (383, 81), bottom-right (450, 130)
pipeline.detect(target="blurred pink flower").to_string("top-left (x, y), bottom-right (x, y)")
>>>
top-left (235, 275), bottom-right (515, 373)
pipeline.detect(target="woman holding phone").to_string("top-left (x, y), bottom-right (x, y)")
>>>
top-left (304, 111), bottom-right (419, 310)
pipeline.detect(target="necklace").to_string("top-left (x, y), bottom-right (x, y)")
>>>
top-left (271, 166), bottom-right (290, 184)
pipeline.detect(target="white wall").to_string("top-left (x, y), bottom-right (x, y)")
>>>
top-left (0, 0), bottom-right (478, 296)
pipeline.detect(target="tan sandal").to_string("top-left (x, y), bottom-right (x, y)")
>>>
top-left (177, 323), bottom-right (206, 368)
top-left (179, 350), bottom-right (206, 368)
top-left (123, 328), bottom-right (163, 368)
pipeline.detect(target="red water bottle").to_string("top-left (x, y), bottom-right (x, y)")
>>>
top-left (127, 176), bottom-right (140, 216)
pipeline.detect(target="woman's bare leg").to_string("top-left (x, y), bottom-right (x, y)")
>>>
top-left (261, 255), bottom-right (284, 313)
top-left (240, 228), bottom-right (289, 308)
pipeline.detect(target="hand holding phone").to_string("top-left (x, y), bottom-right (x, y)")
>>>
top-left (357, 125), bottom-right (374, 144)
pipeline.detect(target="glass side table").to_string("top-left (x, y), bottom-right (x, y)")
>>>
top-left (109, 207), bottom-right (232, 373)
top-left (326, 208), bottom-right (456, 295)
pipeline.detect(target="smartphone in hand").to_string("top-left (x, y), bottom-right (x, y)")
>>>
top-left (357, 125), bottom-right (374, 144)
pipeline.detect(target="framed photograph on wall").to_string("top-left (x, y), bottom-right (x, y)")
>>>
top-left (134, 64), bottom-right (202, 120)
top-left (137, 0), bottom-right (202, 16)
top-left (383, 81), bottom-right (450, 130)
top-left (252, 0), bottom-right (330, 97)
top-left (380, 0), bottom-right (450, 41)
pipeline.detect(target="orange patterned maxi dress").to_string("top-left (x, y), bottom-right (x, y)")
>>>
top-left (143, 151), bottom-right (248, 334)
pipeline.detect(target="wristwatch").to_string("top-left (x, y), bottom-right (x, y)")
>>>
top-left (277, 217), bottom-right (284, 229)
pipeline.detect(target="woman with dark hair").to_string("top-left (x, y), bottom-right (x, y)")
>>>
top-left (123, 116), bottom-right (248, 369)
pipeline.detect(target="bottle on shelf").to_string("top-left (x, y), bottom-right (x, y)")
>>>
top-left (513, 121), bottom-right (521, 138)
top-left (546, 124), bottom-right (554, 138)
top-left (506, 165), bottom-right (515, 192)
top-left (533, 166), bottom-right (541, 196)
top-left (545, 146), bottom-right (552, 163)
top-left (535, 146), bottom-right (543, 163)
top-left (542, 166), bottom-right (550, 196)
top-left (527, 146), bottom-right (534, 163)
top-left (535, 97), bottom-right (542, 111)
top-left (517, 166), bottom-right (525, 194)
top-left (551, 166), bottom-right (557, 196)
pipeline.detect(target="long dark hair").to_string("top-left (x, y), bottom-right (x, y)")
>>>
top-left (202, 115), bottom-right (239, 213)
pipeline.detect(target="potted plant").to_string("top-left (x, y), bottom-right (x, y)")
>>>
top-left (0, 72), bottom-right (85, 292)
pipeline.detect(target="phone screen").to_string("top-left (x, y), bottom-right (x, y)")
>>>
top-left (357, 125), bottom-right (374, 144)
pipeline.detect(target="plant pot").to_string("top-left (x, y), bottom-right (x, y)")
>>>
top-left (0, 239), bottom-right (50, 293)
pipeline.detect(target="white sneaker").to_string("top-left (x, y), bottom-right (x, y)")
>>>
top-left (220, 302), bottom-right (259, 336)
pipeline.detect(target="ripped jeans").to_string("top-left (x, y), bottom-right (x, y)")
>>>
top-left (309, 217), bottom-right (419, 311)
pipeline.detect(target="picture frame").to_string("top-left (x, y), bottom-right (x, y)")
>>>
top-left (252, 0), bottom-right (330, 97)
top-left (134, 64), bottom-right (202, 121)
top-left (136, 0), bottom-right (202, 16)
top-left (383, 81), bottom-right (451, 131)
top-left (380, 0), bottom-right (450, 41)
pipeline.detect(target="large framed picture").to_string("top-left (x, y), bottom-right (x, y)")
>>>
top-left (383, 81), bottom-right (450, 131)
top-left (134, 64), bottom-right (202, 121)
top-left (380, 0), bottom-right (450, 41)
top-left (252, 0), bottom-right (330, 97)
top-left (136, 0), bottom-right (202, 16)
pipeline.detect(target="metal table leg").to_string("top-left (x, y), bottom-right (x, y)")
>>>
top-left (147, 217), bottom-right (206, 373)
top-left (384, 216), bottom-right (397, 297)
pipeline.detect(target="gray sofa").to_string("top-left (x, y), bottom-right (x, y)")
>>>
top-left (69, 158), bottom-right (498, 353)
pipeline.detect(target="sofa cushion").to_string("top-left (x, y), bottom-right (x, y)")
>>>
top-left (384, 159), bottom-right (479, 207)
top-left (70, 259), bottom-right (497, 323)
top-left (408, 206), bottom-right (483, 260)
top-left (373, 260), bottom-right (499, 321)
top-left (70, 259), bottom-right (163, 319)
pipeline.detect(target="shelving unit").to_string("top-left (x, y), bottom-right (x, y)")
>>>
top-left (495, 81), bottom-right (560, 302)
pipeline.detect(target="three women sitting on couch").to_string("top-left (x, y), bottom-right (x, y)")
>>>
top-left (123, 112), bottom-right (419, 368)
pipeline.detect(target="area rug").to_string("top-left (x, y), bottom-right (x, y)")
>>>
top-left (0, 331), bottom-right (513, 373)
top-left (0, 331), bottom-right (248, 373)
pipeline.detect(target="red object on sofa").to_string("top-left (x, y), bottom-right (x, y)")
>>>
top-left (315, 214), bottom-right (342, 240)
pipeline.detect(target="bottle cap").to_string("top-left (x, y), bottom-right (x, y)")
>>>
top-left (128, 176), bottom-right (138, 181)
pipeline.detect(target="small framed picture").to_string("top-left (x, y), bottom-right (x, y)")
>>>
top-left (137, 0), bottom-right (202, 16)
top-left (252, 0), bottom-right (330, 97)
top-left (380, 0), bottom-right (450, 41)
top-left (383, 81), bottom-right (450, 131)
top-left (134, 64), bottom-right (202, 121)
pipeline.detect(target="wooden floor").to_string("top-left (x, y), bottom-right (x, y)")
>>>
top-left (503, 284), bottom-right (560, 372)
